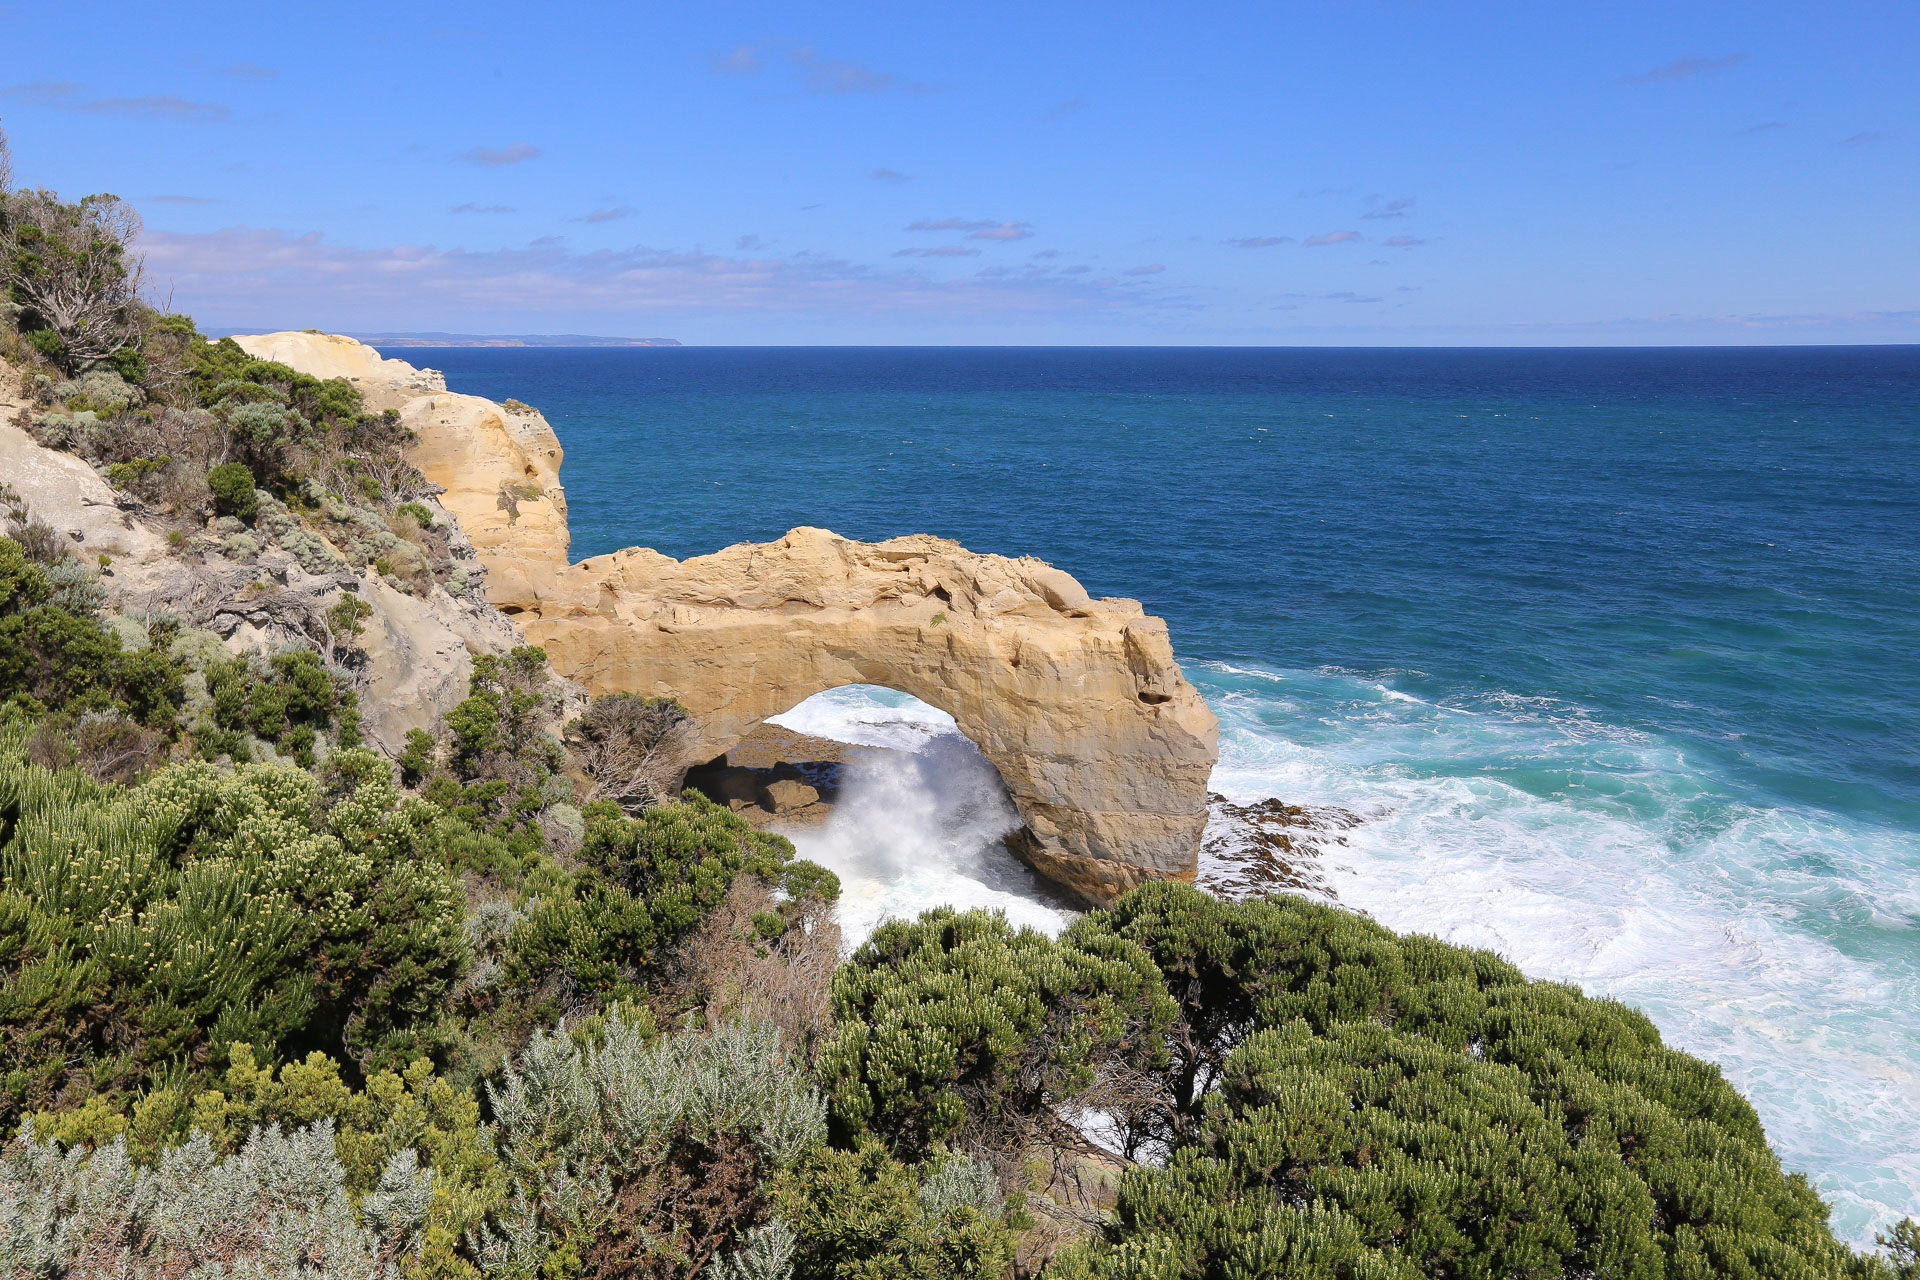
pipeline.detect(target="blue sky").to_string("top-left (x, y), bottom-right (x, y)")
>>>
top-left (2, 0), bottom-right (1915, 344)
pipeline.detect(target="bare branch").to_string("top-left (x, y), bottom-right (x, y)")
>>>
top-left (0, 188), bottom-right (146, 369)
top-left (567, 693), bottom-right (698, 808)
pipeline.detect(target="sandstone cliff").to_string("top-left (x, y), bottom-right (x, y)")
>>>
top-left (233, 332), bottom-right (1222, 905)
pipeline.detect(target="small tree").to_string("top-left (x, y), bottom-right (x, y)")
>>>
top-left (207, 461), bottom-right (257, 519)
top-left (0, 186), bottom-right (145, 372)
top-left (568, 691), bottom-right (696, 808)
top-left (819, 908), bottom-right (1174, 1162)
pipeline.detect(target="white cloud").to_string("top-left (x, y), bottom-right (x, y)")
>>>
top-left (784, 46), bottom-right (929, 94)
top-left (460, 142), bottom-right (541, 166)
top-left (968, 221), bottom-right (1034, 241)
top-left (712, 44), bottom-right (761, 74)
top-left (1303, 230), bottom-right (1361, 247)
top-left (1, 81), bottom-right (231, 122)
top-left (1623, 53), bottom-right (1745, 84)
top-left (139, 226), bottom-right (1150, 328)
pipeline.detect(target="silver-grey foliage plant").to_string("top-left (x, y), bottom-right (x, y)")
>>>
top-left (475, 1014), bottom-right (826, 1278)
top-left (0, 1119), bottom-right (432, 1279)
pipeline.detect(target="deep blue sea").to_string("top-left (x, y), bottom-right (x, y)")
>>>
top-left (417, 345), bottom-right (1920, 1244)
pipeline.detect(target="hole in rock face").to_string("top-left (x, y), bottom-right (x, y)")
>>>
top-left (758, 685), bottom-right (1078, 946)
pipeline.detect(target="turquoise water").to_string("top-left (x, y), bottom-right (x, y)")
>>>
top-left (420, 345), bottom-right (1920, 1243)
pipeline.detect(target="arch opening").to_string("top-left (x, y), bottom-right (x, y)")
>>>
top-left (691, 685), bottom-right (1080, 946)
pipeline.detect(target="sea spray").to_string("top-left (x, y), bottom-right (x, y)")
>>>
top-left (767, 687), bottom-right (1074, 946)
top-left (1196, 659), bottom-right (1920, 1246)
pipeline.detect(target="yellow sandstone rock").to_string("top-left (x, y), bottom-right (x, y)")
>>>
top-left (232, 332), bottom-right (1220, 905)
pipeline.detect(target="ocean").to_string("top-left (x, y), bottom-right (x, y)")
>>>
top-left (418, 345), bottom-right (1920, 1245)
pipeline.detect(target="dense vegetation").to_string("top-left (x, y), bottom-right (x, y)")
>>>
top-left (2, 123), bottom-right (1915, 1279)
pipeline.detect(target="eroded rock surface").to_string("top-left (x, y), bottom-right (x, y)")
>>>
top-left (0, 359), bottom-right (520, 755)
top-left (232, 331), bottom-right (445, 406)
top-left (237, 332), bottom-right (1222, 905)
top-left (1198, 792), bottom-right (1363, 901)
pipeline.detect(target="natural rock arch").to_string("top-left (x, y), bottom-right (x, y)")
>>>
top-left (234, 333), bottom-right (1220, 905)
top-left (519, 528), bottom-right (1216, 905)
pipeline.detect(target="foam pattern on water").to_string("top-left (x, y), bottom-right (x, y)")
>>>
top-left (769, 687), bottom-right (1074, 947)
top-left (1194, 660), bottom-right (1920, 1246)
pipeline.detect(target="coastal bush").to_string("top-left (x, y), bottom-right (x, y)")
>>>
top-left (198, 646), bottom-right (361, 768)
top-left (0, 534), bottom-right (185, 732)
top-left (507, 794), bottom-right (836, 1005)
top-left (1881, 1221), bottom-right (1920, 1279)
top-left (1058, 884), bottom-right (1881, 1280)
top-left (420, 645), bottom-right (566, 845)
top-left (0, 737), bottom-right (468, 1128)
top-left (0, 1119), bottom-right (434, 1279)
top-left (206, 459), bottom-right (257, 519)
top-left (818, 907), bottom-right (1174, 1162)
top-left (771, 1141), bottom-right (1016, 1280)
top-left (476, 1013), bottom-right (826, 1279)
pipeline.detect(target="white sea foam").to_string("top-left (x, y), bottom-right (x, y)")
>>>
top-left (767, 675), bottom-right (1917, 1245)
top-left (768, 686), bottom-right (1074, 947)
top-left (1199, 661), bottom-right (1920, 1246)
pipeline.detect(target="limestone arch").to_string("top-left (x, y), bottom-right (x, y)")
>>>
top-left (224, 333), bottom-right (1221, 907)
top-left (510, 529), bottom-right (1220, 907)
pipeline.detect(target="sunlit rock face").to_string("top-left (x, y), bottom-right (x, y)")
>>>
top-left (244, 332), bottom-right (1220, 905)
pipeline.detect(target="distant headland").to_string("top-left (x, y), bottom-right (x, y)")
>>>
top-left (213, 330), bottom-right (684, 348)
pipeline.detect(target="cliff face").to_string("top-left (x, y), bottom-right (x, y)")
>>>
top-left (235, 332), bottom-right (1221, 905)
top-left (0, 356), bottom-right (522, 756)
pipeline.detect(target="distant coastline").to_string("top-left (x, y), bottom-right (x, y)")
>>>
top-left (212, 330), bottom-right (683, 349)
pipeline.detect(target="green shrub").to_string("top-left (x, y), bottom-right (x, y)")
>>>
top-left (819, 908), bottom-right (1174, 1161)
top-left (773, 1141), bottom-right (1016, 1280)
top-left (205, 460), bottom-right (256, 519)
top-left (0, 738), bottom-right (468, 1126)
top-left (199, 647), bottom-right (359, 768)
top-left (477, 1014), bottom-right (825, 1278)
top-left (446, 646), bottom-right (556, 778)
top-left (1880, 1220), bottom-right (1920, 1280)
top-left (0, 536), bottom-right (184, 731)
top-left (399, 726), bottom-right (437, 787)
top-left (1063, 884), bottom-right (1881, 1280)
top-left (508, 794), bottom-right (835, 1003)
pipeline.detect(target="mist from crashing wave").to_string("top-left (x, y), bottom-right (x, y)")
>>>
top-left (766, 686), bottom-right (1076, 947)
